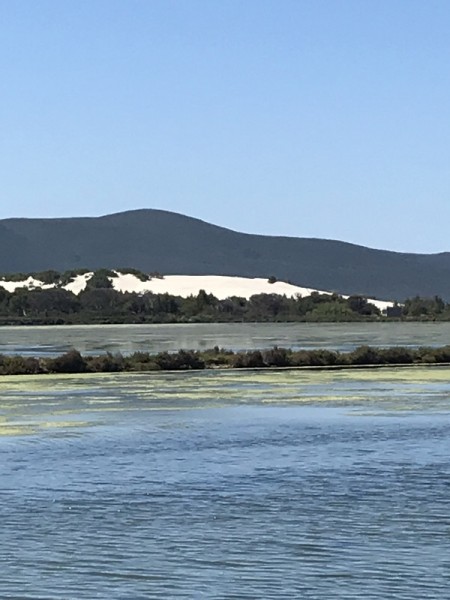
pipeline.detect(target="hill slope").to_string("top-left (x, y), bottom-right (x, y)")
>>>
top-left (1, 209), bottom-right (450, 300)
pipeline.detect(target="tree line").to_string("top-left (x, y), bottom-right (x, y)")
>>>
top-left (0, 286), bottom-right (382, 324)
top-left (0, 268), bottom-right (450, 324)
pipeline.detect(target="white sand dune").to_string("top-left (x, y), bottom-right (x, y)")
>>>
top-left (64, 272), bottom-right (92, 295)
top-left (0, 276), bottom-right (54, 293)
top-left (111, 274), bottom-right (322, 300)
top-left (0, 272), bottom-right (394, 311)
top-left (108, 274), bottom-right (393, 311)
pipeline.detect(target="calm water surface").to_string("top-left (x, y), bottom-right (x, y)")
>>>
top-left (1, 367), bottom-right (450, 598)
top-left (1, 321), bottom-right (450, 356)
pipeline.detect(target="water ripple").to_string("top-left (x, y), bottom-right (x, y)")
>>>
top-left (1, 372), bottom-right (450, 597)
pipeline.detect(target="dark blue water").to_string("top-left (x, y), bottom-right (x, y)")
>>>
top-left (1, 368), bottom-right (450, 598)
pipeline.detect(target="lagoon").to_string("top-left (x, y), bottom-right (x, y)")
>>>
top-left (1, 367), bottom-right (450, 598)
top-left (1, 321), bottom-right (449, 357)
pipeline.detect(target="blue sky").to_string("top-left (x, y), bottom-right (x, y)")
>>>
top-left (1, 0), bottom-right (450, 252)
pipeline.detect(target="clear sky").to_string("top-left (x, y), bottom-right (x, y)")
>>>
top-left (1, 0), bottom-right (450, 253)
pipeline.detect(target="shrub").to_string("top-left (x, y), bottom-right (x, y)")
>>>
top-left (291, 349), bottom-right (338, 366)
top-left (232, 351), bottom-right (265, 368)
top-left (32, 270), bottom-right (61, 285)
top-left (379, 347), bottom-right (414, 364)
top-left (0, 355), bottom-right (41, 375)
top-left (348, 346), bottom-right (383, 365)
top-left (154, 350), bottom-right (205, 370)
top-left (201, 346), bottom-right (234, 367)
top-left (87, 352), bottom-right (124, 372)
top-left (85, 270), bottom-right (115, 290)
top-left (125, 352), bottom-right (160, 371)
top-left (417, 345), bottom-right (450, 364)
top-left (262, 347), bottom-right (292, 367)
top-left (46, 350), bottom-right (87, 373)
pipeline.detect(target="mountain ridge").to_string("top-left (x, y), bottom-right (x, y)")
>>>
top-left (1, 208), bottom-right (450, 300)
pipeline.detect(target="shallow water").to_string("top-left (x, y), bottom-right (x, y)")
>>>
top-left (1, 368), bottom-right (450, 598)
top-left (1, 321), bottom-right (449, 357)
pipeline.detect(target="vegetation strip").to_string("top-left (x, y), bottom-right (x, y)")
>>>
top-left (2, 345), bottom-right (450, 376)
top-left (0, 277), bottom-right (382, 324)
top-left (1, 268), bottom-right (448, 323)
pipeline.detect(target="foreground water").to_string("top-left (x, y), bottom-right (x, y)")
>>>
top-left (1, 321), bottom-right (450, 356)
top-left (1, 367), bottom-right (450, 598)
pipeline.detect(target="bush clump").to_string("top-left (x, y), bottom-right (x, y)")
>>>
top-left (262, 347), bottom-right (292, 367)
top-left (0, 355), bottom-right (42, 375)
top-left (154, 350), bottom-right (205, 370)
top-left (232, 350), bottom-right (265, 368)
top-left (201, 346), bottom-right (234, 367)
top-left (87, 352), bottom-right (124, 372)
top-left (46, 350), bottom-right (87, 373)
top-left (125, 351), bottom-right (159, 371)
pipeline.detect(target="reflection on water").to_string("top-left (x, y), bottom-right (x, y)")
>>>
top-left (1, 321), bottom-right (450, 357)
top-left (1, 368), bottom-right (450, 598)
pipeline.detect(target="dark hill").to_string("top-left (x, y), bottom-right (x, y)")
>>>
top-left (1, 209), bottom-right (450, 301)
